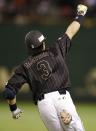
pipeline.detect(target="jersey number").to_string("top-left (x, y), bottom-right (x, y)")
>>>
top-left (37, 60), bottom-right (52, 80)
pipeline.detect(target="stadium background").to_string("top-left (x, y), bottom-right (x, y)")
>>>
top-left (0, 0), bottom-right (96, 131)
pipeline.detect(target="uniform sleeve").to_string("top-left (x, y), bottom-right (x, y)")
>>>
top-left (7, 65), bottom-right (27, 94)
top-left (57, 34), bottom-right (71, 58)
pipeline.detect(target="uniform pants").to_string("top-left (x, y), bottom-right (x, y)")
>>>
top-left (37, 91), bottom-right (85, 131)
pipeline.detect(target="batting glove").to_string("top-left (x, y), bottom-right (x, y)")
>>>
top-left (12, 108), bottom-right (22, 119)
top-left (77, 4), bottom-right (88, 16)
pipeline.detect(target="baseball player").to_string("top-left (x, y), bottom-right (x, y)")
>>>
top-left (3, 4), bottom-right (88, 131)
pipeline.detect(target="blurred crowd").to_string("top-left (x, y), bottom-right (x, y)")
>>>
top-left (0, 0), bottom-right (96, 25)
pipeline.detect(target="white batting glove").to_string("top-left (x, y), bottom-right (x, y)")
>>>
top-left (77, 4), bottom-right (88, 16)
top-left (12, 108), bottom-right (22, 119)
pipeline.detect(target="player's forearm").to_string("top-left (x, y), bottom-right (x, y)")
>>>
top-left (4, 89), bottom-right (22, 119)
top-left (65, 21), bottom-right (80, 40)
top-left (65, 4), bottom-right (88, 40)
top-left (7, 97), bottom-right (18, 112)
top-left (3, 84), bottom-right (18, 111)
top-left (7, 97), bottom-right (16, 105)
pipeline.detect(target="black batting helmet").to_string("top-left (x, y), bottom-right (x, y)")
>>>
top-left (25, 30), bottom-right (45, 50)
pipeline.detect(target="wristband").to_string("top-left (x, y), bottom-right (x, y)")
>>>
top-left (9, 103), bottom-right (17, 111)
top-left (74, 15), bottom-right (85, 24)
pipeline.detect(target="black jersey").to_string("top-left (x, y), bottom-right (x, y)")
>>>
top-left (7, 34), bottom-right (71, 103)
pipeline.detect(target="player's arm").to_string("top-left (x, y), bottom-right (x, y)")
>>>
top-left (65, 4), bottom-right (88, 40)
top-left (3, 84), bottom-right (23, 119)
top-left (3, 65), bottom-right (27, 119)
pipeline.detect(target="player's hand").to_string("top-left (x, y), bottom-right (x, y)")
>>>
top-left (12, 108), bottom-right (22, 119)
top-left (60, 110), bottom-right (72, 125)
top-left (77, 4), bottom-right (88, 16)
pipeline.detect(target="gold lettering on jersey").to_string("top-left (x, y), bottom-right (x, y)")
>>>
top-left (24, 52), bottom-right (49, 69)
